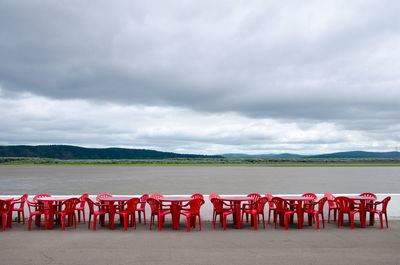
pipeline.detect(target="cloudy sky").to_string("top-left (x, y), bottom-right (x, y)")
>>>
top-left (0, 0), bottom-right (399, 155)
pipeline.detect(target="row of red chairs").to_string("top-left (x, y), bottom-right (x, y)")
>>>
top-left (0, 192), bottom-right (391, 232)
top-left (209, 193), bottom-right (391, 231)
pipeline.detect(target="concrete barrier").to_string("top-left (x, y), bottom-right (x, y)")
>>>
top-left (1, 193), bottom-right (399, 223)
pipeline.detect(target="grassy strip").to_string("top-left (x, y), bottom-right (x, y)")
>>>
top-left (1, 157), bottom-right (400, 167)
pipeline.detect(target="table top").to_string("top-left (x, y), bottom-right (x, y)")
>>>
top-left (279, 196), bottom-right (314, 201)
top-left (0, 197), bottom-right (14, 202)
top-left (347, 196), bottom-right (377, 201)
top-left (159, 196), bottom-right (193, 202)
top-left (100, 196), bottom-right (138, 202)
top-left (219, 196), bottom-right (254, 202)
top-left (36, 197), bottom-right (77, 202)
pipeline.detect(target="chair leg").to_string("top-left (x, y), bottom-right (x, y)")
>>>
top-left (385, 213), bottom-right (389, 228)
top-left (158, 214), bottom-right (162, 232)
top-left (350, 214), bottom-right (354, 230)
top-left (253, 213), bottom-right (257, 231)
top-left (88, 214), bottom-right (91, 229)
top-left (315, 214), bottom-right (319, 230)
top-left (124, 215), bottom-right (128, 231)
top-left (262, 213), bottom-right (265, 229)
top-left (328, 209), bottom-right (331, 223)
top-left (83, 210), bottom-right (86, 224)
top-left (187, 215), bottom-right (191, 232)
top-left (28, 216), bottom-right (32, 231)
top-left (199, 215), bottom-right (202, 231)
top-left (22, 211), bottom-right (25, 225)
top-left (285, 214), bottom-right (289, 230)
top-left (379, 213), bottom-right (383, 229)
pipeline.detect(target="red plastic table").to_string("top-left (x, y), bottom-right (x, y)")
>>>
top-left (219, 196), bottom-right (254, 229)
top-left (100, 196), bottom-right (139, 230)
top-left (347, 195), bottom-right (376, 228)
top-left (36, 197), bottom-right (78, 229)
top-left (159, 196), bottom-right (192, 230)
top-left (279, 196), bottom-right (314, 229)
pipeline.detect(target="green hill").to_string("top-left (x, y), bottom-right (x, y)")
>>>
top-left (0, 145), bottom-right (221, 159)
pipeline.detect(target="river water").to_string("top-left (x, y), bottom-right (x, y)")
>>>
top-left (0, 166), bottom-right (399, 195)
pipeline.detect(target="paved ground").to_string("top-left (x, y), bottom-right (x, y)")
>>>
top-left (1, 219), bottom-right (399, 265)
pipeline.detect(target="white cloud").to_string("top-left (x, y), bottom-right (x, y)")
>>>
top-left (0, 91), bottom-right (398, 154)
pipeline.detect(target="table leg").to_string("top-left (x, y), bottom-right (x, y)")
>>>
top-left (170, 203), bottom-right (180, 230)
top-left (297, 202), bottom-right (303, 229)
top-left (359, 201), bottom-right (366, 228)
top-left (109, 203), bottom-right (116, 230)
top-left (234, 202), bottom-right (242, 229)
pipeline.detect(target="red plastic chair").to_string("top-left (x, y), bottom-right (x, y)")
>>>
top-left (210, 198), bottom-right (235, 231)
top-left (242, 197), bottom-right (268, 230)
top-left (335, 196), bottom-right (360, 229)
top-left (0, 200), bottom-right (12, 232)
top-left (359, 192), bottom-right (377, 209)
top-left (146, 198), bottom-right (171, 231)
top-left (180, 199), bottom-right (205, 232)
top-left (367, 196), bottom-right (391, 229)
top-left (136, 194), bottom-right (149, 225)
top-left (304, 197), bottom-right (327, 229)
top-left (301, 193), bottom-right (317, 208)
top-left (272, 197), bottom-right (298, 230)
top-left (11, 194), bottom-right (28, 224)
top-left (324, 192), bottom-right (338, 223)
top-left (115, 198), bottom-right (140, 231)
top-left (55, 198), bottom-right (80, 231)
top-left (26, 200), bottom-right (47, 231)
top-left (75, 193), bottom-right (89, 224)
top-left (85, 197), bottom-right (108, 231)
top-left (242, 193), bottom-right (261, 223)
top-left (265, 193), bottom-right (277, 224)
top-left (209, 194), bottom-right (220, 222)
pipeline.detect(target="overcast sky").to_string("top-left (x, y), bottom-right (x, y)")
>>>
top-left (0, 0), bottom-right (399, 155)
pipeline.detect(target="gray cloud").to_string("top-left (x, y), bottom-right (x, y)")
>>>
top-left (0, 0), bottom-right (399, 153)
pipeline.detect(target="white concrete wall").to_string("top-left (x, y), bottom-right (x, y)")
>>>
top-left (1, 193), bottom-right (399, 223)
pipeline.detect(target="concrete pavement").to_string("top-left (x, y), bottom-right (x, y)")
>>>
top-left (0, 219), bottom-right (399, 265)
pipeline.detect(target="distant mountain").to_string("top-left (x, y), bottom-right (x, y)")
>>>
top-left (307, 151), bottom-right (400, 159)
top-left (221, 151), bottom-right (400, 159)
top-left (0, 145), bottom-right (222, 159)
top-left (221, 153), bottom-right (303, 159)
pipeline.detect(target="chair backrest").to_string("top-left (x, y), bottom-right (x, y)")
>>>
top-left (302, 193), bottom-right (317, 201)
top-left (210, 198), bottom-right (226, 213)
top-left (26, 200), bottom-right (41, 214)
top-left (271, 197), bottom-right (291, 212)
top-left (33, 194), bottom-right (50, 203)
top-left (324, 193), bottom-right (336, 207)
top-left (61, 198), bottom-right (80, 212)
top-left (96, 193), bottom-right (112, 201)
top-left (13, 194), bottom-right (28, 208)
top-left (265, 193), bottom-right (275, 208)
top-left (139, 194), bottom-right (149, 208)
top-left (124, 198), bottom-right (140, 213)
top-left (79, 193), bottom-right (89, 207)
top-left (0, 200), bottom-right (11, 214)
top-left (209, 194), bottom-right (220, 200)
top-left (85, 197), bottom-right (96, 214)
top-left (253, 197), bottom-right (268, 213)
top-left (191, 193), bottom-right (204, 199)
top-left (247, 193), bottom-right (261, 200)
top-left (359, 192), bottom-right (377, 200)
top-left (186, 199), bottom-right (205, 214)
top-left (335, 196), bottom-right (354, 214)
top-left (316, 197), bottom-right (328, 214)
top-left (150, 194), bottom-right (164, 200)
top-left (380, 196), bottom-right (391, 213)
top-left (147, 198), bottom-right (162, 214)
